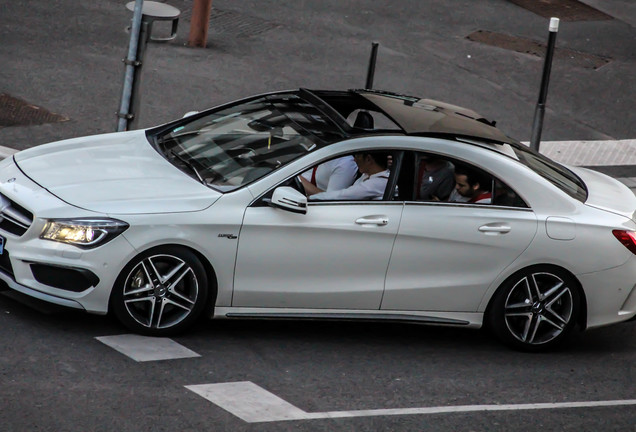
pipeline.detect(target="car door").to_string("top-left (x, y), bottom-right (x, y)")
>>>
top-left (382, 152), bottom-right (538, 313)
top-left (232, 154), bottom-right (403, 310)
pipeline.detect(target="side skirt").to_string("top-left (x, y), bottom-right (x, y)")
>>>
top-left (213, 307), bottom-right (483, 328)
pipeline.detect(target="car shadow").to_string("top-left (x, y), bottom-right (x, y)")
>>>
top-left (3, 289), bottom-right (634, 355)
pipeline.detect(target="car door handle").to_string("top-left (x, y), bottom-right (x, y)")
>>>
top-left (478, 223), bottom-right (511, 234)
top-left (355, 216), bottom-right (389, 226)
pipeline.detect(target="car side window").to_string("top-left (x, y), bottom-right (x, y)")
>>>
top-left (492, 179), bottom-right (528, 208)
top-left (394, 151), bottom-right (527, 208)
top-left (301, 150), bottom-right (397, 202)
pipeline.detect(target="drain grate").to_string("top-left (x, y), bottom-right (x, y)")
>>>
top-left (0, 94), bottom-right (68, 128)
top-left (180, 8), bottom-right (280, 38)
top-left (507, 0), bottom-right (613, 21)
top-left (466, 30), bottom-right (611, 70)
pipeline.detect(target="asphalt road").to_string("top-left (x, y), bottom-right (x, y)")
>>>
top-left (1, 290), bottom-right (635, 431)
top-left (1, 0), bottom-right (636, 150)
top-left (1, 1), bottom-right (635, 431)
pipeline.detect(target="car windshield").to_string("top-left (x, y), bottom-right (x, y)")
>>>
top-left (153, 93), bottom-right (346, 192)
top-left (508, 143), bottom-right (588, 202)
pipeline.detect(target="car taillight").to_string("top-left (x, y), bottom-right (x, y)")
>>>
top-left (613, 230), bottom-right (636, 255)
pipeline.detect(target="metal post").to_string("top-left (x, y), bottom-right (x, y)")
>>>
top-left (188, 0), bottom-right (213, 47)
top-left (127, 20), bottom-right (152, 131)
top-left (117, 0), bottom-right (144, 132)
top-left (530, 17), bottom-right (559, 152)
top-left (365, 42), bottom-right (379, 89)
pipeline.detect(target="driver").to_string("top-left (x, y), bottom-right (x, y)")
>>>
top-left (298, 156), bottom-right (358, 196)
top-left (308, 151), bottom-right (390, 201)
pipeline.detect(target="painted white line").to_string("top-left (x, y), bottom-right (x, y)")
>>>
top-left (185, 381), bottom-right (636, 423)
top-left (0, 145), bottom-right (18, 159)
top-left (618, 177), bottom-right (636, 188)
top-left (96, 334), bottom-right (200, 362)
top-left (186, 382), bottom-right (310, 423)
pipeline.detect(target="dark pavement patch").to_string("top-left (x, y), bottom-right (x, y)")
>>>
top-left (0, 94), bottom-right (69, 128)
top-left (507, 0), bottom-right (613, 21)
top-left (466, 30), bottom-right (612, 70)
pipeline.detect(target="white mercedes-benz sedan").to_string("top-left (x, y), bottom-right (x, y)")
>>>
top-left (0, 89), bottom-right (634, 351)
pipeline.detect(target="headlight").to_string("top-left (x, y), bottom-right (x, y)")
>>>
top-left (40, 218), bottom-right (129, 249)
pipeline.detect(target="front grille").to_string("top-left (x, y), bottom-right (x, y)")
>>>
top-left (0, 193), bottom-right (33, 236)
top-left (0, 248), bottom-right (14, 278)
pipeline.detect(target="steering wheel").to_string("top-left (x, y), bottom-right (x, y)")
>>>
top-left (293, 175), bottom-right (306, 195)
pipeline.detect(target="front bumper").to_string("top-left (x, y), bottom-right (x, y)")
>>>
top-left (0, 268), bottom-right (85, 310)
top-left (0, 231), bottom-right (137, 314)
top-left (0, 157), bottom-right (139, 313)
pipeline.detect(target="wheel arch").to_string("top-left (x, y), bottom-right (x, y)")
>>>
top-left (108, 243), bottom-right (219, 317)
top-left (484, 263), bottom-right (588, 331)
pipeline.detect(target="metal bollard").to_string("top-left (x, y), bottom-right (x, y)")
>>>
top-left (117, 1), bottom-right (181, 131)
top-left (530, 17), bottom-right (560, 152)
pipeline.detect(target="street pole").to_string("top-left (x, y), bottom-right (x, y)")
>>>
top-left (365, 42), bottom-right (379, 89)
top-left (530, 17), bottom-right (559, 152)
top-left (117, 0), bottom-right (144, 132)
top-left (188, 0), bottom-right (213, 47)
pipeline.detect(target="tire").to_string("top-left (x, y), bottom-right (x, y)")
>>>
top-left (488, 266), bottom-right (581, 352)
top-left (111, 246), bottom-right (209, 336)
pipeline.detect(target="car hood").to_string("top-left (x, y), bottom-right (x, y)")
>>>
top-left (570, 166), bottom-right (636, 221)
top-left (14, 130), bottom-right (220, 214)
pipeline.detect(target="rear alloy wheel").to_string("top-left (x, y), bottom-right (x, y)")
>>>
top-left (489, 268), bottom-right (580, 351)
top-left (112, 246), bottom-right (208, 336)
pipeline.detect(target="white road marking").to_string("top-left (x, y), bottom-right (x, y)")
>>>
top-left (0, 145), bottom-right (18, 159)
top-left (96, 334), bottom-right (200, 362)
top-left (186, 382), bottom-right (310, 423)
top-left (185, 381), bottom-right (636, 423)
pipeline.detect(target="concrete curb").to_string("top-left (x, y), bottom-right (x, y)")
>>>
top-left (537, 139), bottom-right (636, 167)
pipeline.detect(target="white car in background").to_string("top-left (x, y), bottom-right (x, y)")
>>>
top-left (0, 89), bottom-right (634, 351)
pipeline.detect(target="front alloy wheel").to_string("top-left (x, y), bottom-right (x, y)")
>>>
top-left (112, 246), bottom-right (208, 335)
top-left (489, 267), bottom-right (580, 351)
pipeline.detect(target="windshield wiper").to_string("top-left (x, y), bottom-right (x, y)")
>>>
top-left (169, 149), bottom-right (206, 185)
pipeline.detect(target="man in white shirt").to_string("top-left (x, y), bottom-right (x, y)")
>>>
top-left (298, 156), bottom-right (358, 195)
top-left (309, 151), bottom-right (391, 201)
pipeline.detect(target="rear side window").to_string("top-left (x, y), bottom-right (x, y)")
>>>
top-left (510, 145), bottom-right (587, 202)
top-left (394, 151), bottom-right (528, 208)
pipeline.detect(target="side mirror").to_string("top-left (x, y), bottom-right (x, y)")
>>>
top-left (269, 187), bottom-right (307, 214)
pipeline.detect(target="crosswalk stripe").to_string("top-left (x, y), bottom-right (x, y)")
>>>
top-left (96, 334), bottom-right (200, 362)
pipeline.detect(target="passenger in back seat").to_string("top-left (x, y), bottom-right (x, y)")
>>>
top-left (417, 156), bottom-right (455, 201)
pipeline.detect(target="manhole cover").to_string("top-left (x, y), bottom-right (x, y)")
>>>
top-left (507, 0), bottom-right (613, 21)
top-left (180, 8), bottom-right (279, 38)
top-left (467, 30), bottom-right (611, 70)
top-left (0, 94), bottom-right (68, 128)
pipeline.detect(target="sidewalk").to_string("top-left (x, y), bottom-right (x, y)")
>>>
top-left (0, 0), bottom-right (634, 183)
